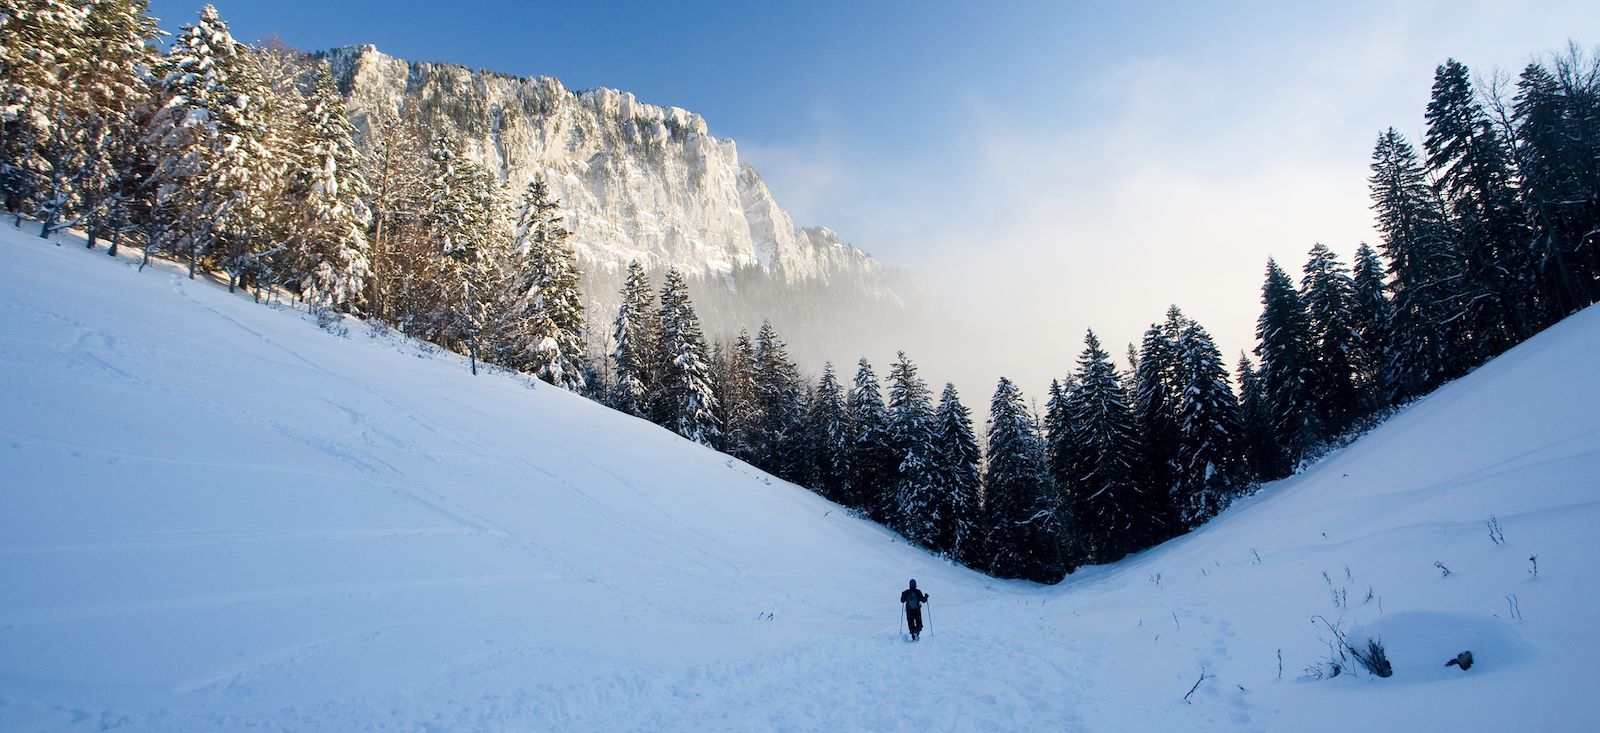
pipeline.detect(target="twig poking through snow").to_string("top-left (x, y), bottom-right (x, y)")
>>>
top-left (1183, 669), bottom-right (1214, 703)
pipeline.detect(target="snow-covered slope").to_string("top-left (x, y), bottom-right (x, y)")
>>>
top-left (326, 44), bottom-right (882, 286)
top-left (3, 226), bottom-right (1599, 731)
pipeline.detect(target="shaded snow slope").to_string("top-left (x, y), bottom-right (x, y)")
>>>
top-left (2, 226), bottom-right (1598, 731)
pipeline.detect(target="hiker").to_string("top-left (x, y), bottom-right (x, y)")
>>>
top-left (900, 579), bottom-right (929, 641)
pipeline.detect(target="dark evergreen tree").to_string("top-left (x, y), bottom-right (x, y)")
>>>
top-left (983, 376), bottom-right (1065, 582)
top-left (1300, 244), bottom-right (1363, 436)
top-left (1043, 377), bottom-right (1073, 491)
top-left (1133, 306), bottom-right (1186, 528)
top-left (845, 358), bottom-right (896, 521)
top-left (1425, 59), bottom-right (1535, 352)
top-left (1235, 353), bottom-right (1273, 484)
top-left (1349, 243), bottom-right (1392, 405)
top-left (1254, 259), bottom-right (1320, 477)
top-left (929, 382), bottom-right (982, 564)
top-left (886, 351), bottom-right (938, 545)
top-left (1060, 331), bottom-right (1151, 565)
top-left (1514, 54), bottom-right (1600, 316)
top-left (1370, 128), bottom-right (1464, 401)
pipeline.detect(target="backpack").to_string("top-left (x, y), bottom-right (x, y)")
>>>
top-left (905, 591), bottom-right (921, 610)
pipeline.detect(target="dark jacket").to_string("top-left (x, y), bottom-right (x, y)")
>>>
top-left (900, 588), bottom-right (928, 606)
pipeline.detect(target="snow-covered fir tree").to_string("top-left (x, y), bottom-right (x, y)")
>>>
top-left (1133, 306), bottom-right (1186, 526)
top-left (983, 376), bottom-right (1064, 582)
top-left (280, 63), bottom-right (371, 311)
top-left (144, 4), bottom-right (271, 285)
top-left (799, 363), bottom-right (849, 504)
top-left (24, 0), bottom-right (159, 245)
top-left (650, 267), bottom-right (719, 445)
top-left (423, 134), bottom-right (507, 372)
top-left (1254, 259), bottom-right (1320, 478)
top-left (751, 322), bottom-right (805, 482)
top-left (709, 330), bottom-right (758, 461)
top-left (845, 358), bottom-right (896, 521)
top-left (609, 260), bottom-right (656, 417)
top-left (930, 382), bottom-right (982, 565)
top-left (1172, 321), bottom-right (1244, 526)
top-left (2, 0), bottom-right (89, 224)
top-left (1300, 244), bottom-right (1363, 436)
top-left (886, 351), bottom-right (938, 546)
top-left (1061, 331), bottom-right (1151, 565)
top-left (499, 177), bottom-right (585, 390)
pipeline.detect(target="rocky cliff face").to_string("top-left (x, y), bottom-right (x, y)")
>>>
top-left (324, 45), bottom-right (885, 289)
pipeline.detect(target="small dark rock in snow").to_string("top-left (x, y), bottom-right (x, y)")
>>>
top-left (1445, 651), bottom-right (1474, 670)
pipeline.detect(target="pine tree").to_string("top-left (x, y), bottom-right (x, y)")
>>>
top-left (845, 358), bottom-right (896, 521)
top-left (1349, 243), bottom-right (1392, 405)
top-left (887, 351), bottom-right (937, 544)
top-left (1133, 306), bottom-right (1186, 529)
top-left (1061, 331), bottom-right (1150, 565)
top-left (281, 62), bottom-right (371, 311)
top-left (800, 363), bottom-right (849, 503)
top-left (930, 382), bottom-right (982, 564)
top-left (26, 0), bottom-right (158, 245)
top-left (2, 0), bottom-right (89, 225)
top-left (1425, 59), bottom-right (1535, 352)
top-left (1043, 377), bottom-right (1073, 492)
top-left (1235, 353), bottom-right (1272, 484)
top-left (144, 4), bottom-right (271, 284)
top-left (751, 321), bottom-right (805, 481)
top-left (499, 177), bottom-right (585, 389)
top-left (1254, 259), bottom-right (1320, 477)
top-left (984, 376), bottom-right (1064, 582)
top-left (1370, 128), bottom-right (1463, 401)
top-left (1172, 321), bottom-right (1243, 526)
top-left (1514, 54), bottom-right (1600, 316)
top-left (1300, 244), bottom-right (1362, 436)
top-left (713, 329), bottom-right (759, 462)
top-left (650, 267), bottom-right (719, 445)
top-left (610, 260), bottom-right (656, 417)
top-left (422, 135), bottom-right (506, 372)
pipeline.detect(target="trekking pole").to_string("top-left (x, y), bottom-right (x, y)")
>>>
top-left (899, 602), bottom-right (905, 640)
top-left (926, 600), bottom-right (932, 639)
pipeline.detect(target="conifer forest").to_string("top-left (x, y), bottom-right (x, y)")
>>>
top-left (4, 2), bottom-right (1598, 584)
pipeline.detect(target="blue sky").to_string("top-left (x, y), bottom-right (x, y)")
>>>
top-left (150, 0), bottom-right (1600, 395)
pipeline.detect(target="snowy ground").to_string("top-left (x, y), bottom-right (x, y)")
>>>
top-left (2, 224), bottom-right (1598, 732)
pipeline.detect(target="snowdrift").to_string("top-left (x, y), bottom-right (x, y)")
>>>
top-left (2, 226), bottom-right (1598, 731)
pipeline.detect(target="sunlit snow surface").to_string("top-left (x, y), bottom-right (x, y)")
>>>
top-left (2, 225), bottom-right (1598, 731)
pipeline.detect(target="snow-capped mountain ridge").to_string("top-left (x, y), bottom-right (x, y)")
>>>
top-left (324, 44), bottom-right (881, 285)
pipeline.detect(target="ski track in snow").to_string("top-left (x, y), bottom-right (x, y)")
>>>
top-left (2, 227), bottom-right (1599, 731)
